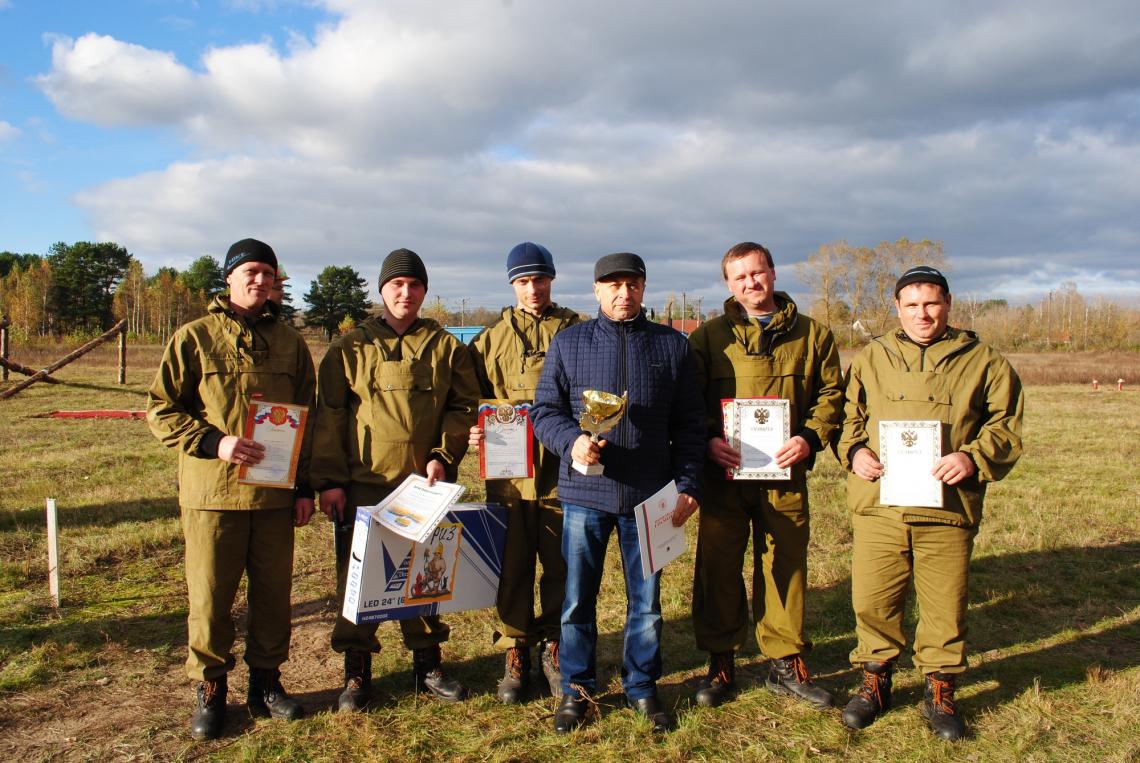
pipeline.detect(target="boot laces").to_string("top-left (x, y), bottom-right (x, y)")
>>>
top-left (710, 652), bottom-right (734, 686)
top-left (929, 675), bottom-right (956, 714)
top-left (200, 680), bottom-right (221, 705)
top-left (859, 669), bottom-right (886, 707)
top-left (506, 647), bottom-right (525, 679)
top-left (546, 641), bottom-right (559, 671)
top-left (789, 655), bottom-right (812, 684)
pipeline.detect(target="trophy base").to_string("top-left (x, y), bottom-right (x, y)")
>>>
top-left (572, 461), bottom-right (604, 476)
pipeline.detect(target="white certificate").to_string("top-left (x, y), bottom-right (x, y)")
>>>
top-left (363, 474), bottom-right (467, 543)
top-left (478, 400), bottom-right (534, 480)
top-left (634, 480), bottom-right (687, 577)
top-left (879, 420), bottom-right (943, 508)
top-left (723, 398), bottom-right (791, 480)
top-left (238, 400), bottom-right (308, 488)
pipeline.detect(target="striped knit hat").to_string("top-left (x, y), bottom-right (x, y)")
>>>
top-left (506, 242), bottom-right (556, 282)
top-left (379, 248), bottom-right (428, 289)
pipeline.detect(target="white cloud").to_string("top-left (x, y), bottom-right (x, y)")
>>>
top-left (0, 120), bottom-right (20, 142)
top-left (36, 33), bottom-right (200, 126)
top-left (34, 0), bottom-right (1140, 304)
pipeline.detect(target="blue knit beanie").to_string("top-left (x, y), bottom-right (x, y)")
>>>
top-left (506, 242), bottom-right (556, 282)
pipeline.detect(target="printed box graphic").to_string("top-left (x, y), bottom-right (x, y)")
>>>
top-left (342, 502), bottom-right (507, 624)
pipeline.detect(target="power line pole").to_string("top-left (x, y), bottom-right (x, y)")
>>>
top-left (682, 292), bottom-right (687, 330)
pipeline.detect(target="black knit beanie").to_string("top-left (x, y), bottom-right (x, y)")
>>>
top-left (223, 238), bottom-right (278, 276)
top-left (379, 248), bottom-right (429, 289)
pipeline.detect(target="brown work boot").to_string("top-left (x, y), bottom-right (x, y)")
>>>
top-left (766, 654), bottom-right (834, 709)
top-left (337, 650), bottom-right (372, 713)
top-left (496, 646), bottom-right (531, 704)
top-left (189, 676), bottom-right (227, 741)
top-left (540, 640), bottom-right (562, 701)
top-left (412, 645), bottom-right (468, 702)
top-left (842, 661), bottom-right (893, 730)
top-left (694, 650), bottom-right (735, 707)
top-left (921, 671), bottom-right (966, 741)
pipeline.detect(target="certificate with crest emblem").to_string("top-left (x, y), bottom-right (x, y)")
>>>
top-left (238, 399), bottom-right (308, 488)
top-left (478, 400), bottom-right (534, 480)
top-left (722, 397), bottom-right (791, 480)
top-left (879, 420), bottom-right (943, 508)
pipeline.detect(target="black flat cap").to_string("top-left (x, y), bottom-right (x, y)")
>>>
top-left (594, 252), bottom-right (646, 281)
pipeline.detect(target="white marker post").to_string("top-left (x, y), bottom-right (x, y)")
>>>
top-left (46, 498), bottom-right (60, 608)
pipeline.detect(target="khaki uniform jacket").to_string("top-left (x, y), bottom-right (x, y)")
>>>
top-left (838, 327), bottom-right (1024, 527)
top-left (310, 316), bottom-right (478, 491)
top-left (688, 293), bottom-right (845, 484)
top-left (147, 296), bottom-right (316, 510)
top-left (469, 304), bottom-right (581, 502)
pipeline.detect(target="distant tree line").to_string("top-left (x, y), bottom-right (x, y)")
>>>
top-left (3, 240), bottom-right (1136, 351)
top-left (795, 238), bottom-right (1139, 351)
top-left (0, 243), bottom-right (299, 343)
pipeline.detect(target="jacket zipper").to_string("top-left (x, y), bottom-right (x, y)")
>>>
top-left (617, 319), bottom-right (628, 510)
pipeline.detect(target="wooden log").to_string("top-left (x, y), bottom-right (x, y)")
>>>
top-left (0, 356), bottom-right (62, 383)
top-left (0, 319), bottom-right (127, 400)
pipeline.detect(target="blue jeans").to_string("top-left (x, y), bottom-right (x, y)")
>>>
top-left (560, 502), bottom-right (662, 701)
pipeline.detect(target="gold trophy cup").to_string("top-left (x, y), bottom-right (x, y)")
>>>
top-left (573, 390), bottom-right (627, 476)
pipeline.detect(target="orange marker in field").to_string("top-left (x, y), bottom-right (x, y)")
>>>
top-left (1092, 379), bottom-right (1099, 390)
top-left (1117, 378), bottom-right (1125, 391)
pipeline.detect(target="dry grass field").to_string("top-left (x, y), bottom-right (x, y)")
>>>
top-left (0, 340), bottom-right (1137, 762)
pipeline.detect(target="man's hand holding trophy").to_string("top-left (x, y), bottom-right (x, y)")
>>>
top-left (571, 390), bottom-right (627, 476)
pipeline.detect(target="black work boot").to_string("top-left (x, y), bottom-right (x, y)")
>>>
top-left (247, 667), bottom-right (304, 720)
top-left (842, 661), bottom-right (893, 730)
top-left (694, 650), bottom-right (736, 708)
top-left (766, 654), bottom-right (834, 709)
top-left (921, 671), bottom-right (966, 741)
top-left (412, 645), bottom-right (468, 702)
top-left (553, 693), bottom-right (589, 734)
top-left (496, 646), bottom-right (531, 704)
top-left (338, 650), bottom-right (372, 713)
top-left (540, 640), bottom-right (562, 701)
top-left (627, 692), bottom-right (675, 734)
top-left (190, 676), bottom-right (227, 741)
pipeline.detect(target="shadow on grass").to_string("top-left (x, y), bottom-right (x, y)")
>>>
top-left (0, 497), bottom-right (180, 532)
top-left (1, 605), bottom-right (186, 656)
top-left (962, 541), bottom-right (1140, 714)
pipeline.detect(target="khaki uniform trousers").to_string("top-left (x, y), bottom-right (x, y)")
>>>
top-left (490, 497), bottom-right (566, 649)
top-left (331, 482), bottom-right (450, 654)
top-left (850, 513), bottom-right (976, 674)
top-left (182, 506), bottom-right (295, 681)
top-left (693, 479), bottom-right (811, 659)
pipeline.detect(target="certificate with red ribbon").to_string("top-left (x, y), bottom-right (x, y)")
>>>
top-left (238, 400), bottom-right (308, 488)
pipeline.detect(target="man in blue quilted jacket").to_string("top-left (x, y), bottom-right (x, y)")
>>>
top-left (531, 252), bottom-right (705, 735)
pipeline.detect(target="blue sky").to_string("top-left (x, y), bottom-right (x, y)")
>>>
top-left (2, 0), bottom-right (1139, 311)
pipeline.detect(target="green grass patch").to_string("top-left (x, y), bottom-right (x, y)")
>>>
top-left (1, 361), bottom-right (1138, 761)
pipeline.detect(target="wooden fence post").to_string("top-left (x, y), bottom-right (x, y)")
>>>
top-left (118, 325), bottom-right (127, 385)
top-left (1, 318), bottom-right (8, 383)
top-left (46, 498), bottom-right (61, 609)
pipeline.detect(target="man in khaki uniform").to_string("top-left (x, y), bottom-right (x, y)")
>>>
top-left (148, 238), bottom-right (315, 741)
top-left (838, 266), bottom-right (1024, 741)
top-left (467, 242), bottom-right (580, 703)
top-left (311, 248), bottom-right (479, 711)
top-left (687, 242), bottom-right (843, 710)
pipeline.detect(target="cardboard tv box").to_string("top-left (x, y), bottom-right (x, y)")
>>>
top-left (342, 502), bottom-right (507, 624)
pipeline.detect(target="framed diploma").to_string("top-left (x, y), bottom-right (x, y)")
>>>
top-left (238, 400), bottom-right (307, 488)
top-left (878, 420), bottom-right (943, 508)
top-left (634, 479), bottom-right (686, 577)
top-left (722, 397), bottom-right (791, 480)
top-left (478, 400), bottom-right (534, 480)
